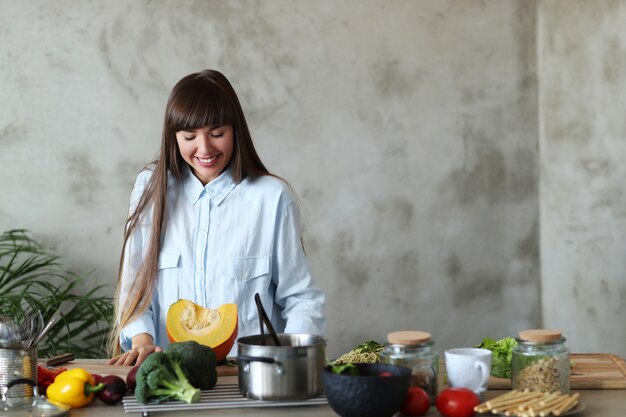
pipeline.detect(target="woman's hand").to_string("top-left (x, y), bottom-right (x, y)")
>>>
top-left (106, 333), bottom-right (163, 366)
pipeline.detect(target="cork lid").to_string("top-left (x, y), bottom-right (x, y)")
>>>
top-left (387, 331), bottom-right (432, 345)
top-left (518, 329), bottom-right (563, 342)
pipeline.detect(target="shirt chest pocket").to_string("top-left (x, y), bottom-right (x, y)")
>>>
top-left (220, 256), bottom-right (272, 323)
top-left (158, 248), bottom-right (181, 270)
top-left (157, 248), bottom-right (181, 305)
top-left (221, 256), bottom-right (271, 281)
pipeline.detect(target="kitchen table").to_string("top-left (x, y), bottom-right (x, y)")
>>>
top-left (55, 360), bottom-right (624, 416)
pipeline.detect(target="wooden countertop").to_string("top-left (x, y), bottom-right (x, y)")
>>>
top-left (55, 360), bottom-right (624, 416)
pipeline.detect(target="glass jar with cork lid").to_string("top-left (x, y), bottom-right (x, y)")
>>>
top-left (380, 330), bottom-right (438, 402)
top-left (511, 329), bottom-right (570, 394)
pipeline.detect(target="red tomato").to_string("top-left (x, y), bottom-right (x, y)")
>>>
top-left (378, 371), bottom-right (393, 377)
top-left (400, 386), bottom-right (430, 416)
top-left (435, 387), bottom-right (480, 417)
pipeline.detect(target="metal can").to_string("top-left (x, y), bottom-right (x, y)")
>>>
top-left (512, 329), bottom-right (570, 393)
top-left (0, 348), bottom-right (38, 398)
top-left (380, 331), bottom-right (438, 402)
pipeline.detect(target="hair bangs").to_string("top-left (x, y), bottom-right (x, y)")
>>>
top-left (167, 81), bottom-right (237, 132)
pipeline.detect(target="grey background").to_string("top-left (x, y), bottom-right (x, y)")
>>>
top-left (1, 0), bottom-right (623, 359)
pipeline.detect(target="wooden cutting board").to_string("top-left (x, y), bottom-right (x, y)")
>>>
top-left (487, 353), bottom-right (626, 390)
top-left (41, 359), bottom-right (239, 378)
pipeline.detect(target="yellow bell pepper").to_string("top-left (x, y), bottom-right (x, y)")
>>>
top-left (46, 368), bottom-right (104, 408)
top-left (54, 368), bottom-right (96, 385)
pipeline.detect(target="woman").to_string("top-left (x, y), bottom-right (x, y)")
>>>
top-left (107, 70), bottom-right (326, 366)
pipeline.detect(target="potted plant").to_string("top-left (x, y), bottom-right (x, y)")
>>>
top-left (0, 229), bottom-right (114, 358)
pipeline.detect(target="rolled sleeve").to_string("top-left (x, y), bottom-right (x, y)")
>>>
top-left (119, 312), bottom-right (156, 352)
top-left (273, 200), bottom-right (326, 336)
top-left (117, 169), bottom-right (157, 352)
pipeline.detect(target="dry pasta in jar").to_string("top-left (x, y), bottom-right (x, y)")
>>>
top-left (511, 329), bottom-right (570, 394)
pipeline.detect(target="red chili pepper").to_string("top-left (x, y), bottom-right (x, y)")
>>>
top-left (37, 365), bottom-right (67, 395)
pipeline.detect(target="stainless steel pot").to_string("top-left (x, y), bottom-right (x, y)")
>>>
top-left (237, 333), bottom-right (326, 400)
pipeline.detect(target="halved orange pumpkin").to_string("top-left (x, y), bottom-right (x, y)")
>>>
top-left (166, 299), bottom-right (238, 362)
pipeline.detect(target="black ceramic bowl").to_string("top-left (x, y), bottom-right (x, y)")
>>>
top-left (322, 363), bottom-right (411, 417)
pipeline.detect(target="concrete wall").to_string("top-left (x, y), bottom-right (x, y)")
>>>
top-left (1, 0), bottom-right (620, 359)
top-left (539, 0), bottom-right (626, 357)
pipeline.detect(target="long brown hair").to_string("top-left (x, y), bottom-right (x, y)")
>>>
top-left (110, 70), bottom-right (271, 355)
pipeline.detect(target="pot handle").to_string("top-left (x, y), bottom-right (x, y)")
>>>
top-left (1, 378), bottom-right (39, 401)
top-left (237, 355), bottom-right (285, 376)
top-left (237, 355), bottom-right (281, 364)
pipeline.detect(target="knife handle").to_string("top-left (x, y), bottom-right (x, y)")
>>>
top-left (47, 352), bottom-right (75, 367)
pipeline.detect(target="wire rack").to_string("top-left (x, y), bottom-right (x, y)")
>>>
top-left (123, 383), bottom-right (327, 415)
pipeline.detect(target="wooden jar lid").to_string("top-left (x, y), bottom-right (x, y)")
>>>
top-left (387, 331), bottom-right (432, 345)
top-left (518, 329), bottom-right (563, 342)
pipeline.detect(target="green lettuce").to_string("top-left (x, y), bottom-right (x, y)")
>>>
top-left (331, 362), bottom-right (358, 375)
top-left (476, 336), bottom-right (517, 379)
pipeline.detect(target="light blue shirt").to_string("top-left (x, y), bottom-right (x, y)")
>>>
top-left (119, 166), bottom-right (326, 356)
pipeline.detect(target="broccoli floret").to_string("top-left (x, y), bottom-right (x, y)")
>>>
top-left (134, 351), bottom-right (201, 404)
top-left (165, 341), bottom-right (217, 390)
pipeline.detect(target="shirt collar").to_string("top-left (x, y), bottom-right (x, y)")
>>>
top-left (183, 165), bottom-right (237, 206)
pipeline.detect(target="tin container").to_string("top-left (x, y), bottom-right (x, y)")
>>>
top-left (0, 348), bottom-right (38, 399)
top-left (380, 330), bottom-right (438, 403)
top-left (512, 329), bottom-right (570, 393)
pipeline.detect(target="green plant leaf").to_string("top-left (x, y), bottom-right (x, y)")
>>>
top-left (0, 229), bottom-right (114, 358)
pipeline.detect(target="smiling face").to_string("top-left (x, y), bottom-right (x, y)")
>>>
top-left (175, 125), bottom-right (234, 185)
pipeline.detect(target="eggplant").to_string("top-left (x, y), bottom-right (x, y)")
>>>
top-left (97, 375), bottom-right (127, 405)
top-left (126, 365), bottom-right (139, 393)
